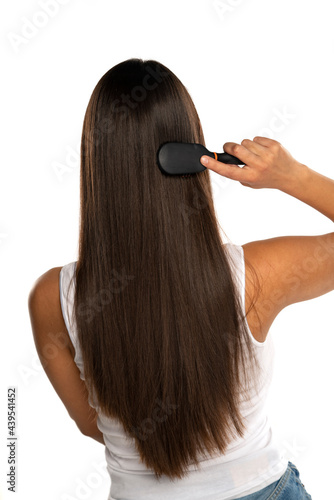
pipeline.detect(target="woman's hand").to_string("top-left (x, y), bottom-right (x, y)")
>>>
top-left (200, 136), bottom-right (302, 191)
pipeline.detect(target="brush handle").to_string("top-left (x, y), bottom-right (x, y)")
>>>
top-left (215, 152), bottom-right (245, 165)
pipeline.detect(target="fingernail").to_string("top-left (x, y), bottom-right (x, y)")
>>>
top-left (201, 156), bottom-right (208, 165)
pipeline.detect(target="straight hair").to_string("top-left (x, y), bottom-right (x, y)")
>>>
top-left (67, 58), bottom-right (262, 480)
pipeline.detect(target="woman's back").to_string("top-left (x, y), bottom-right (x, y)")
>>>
top-left (59, 128), bottom-right (334, 498)
top-left (28, 60), bottom-right (334, 500)
top-left (59, 242), bottom-right (289, 500)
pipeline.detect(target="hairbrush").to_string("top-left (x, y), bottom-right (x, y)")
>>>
top-left (156, 142), bottom-right (245, 177)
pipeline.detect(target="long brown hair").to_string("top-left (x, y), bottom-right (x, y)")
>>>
top-left (69, 58), bottom-right (261, 480)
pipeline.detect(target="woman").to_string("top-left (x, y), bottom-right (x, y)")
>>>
top-left (28, 58), bottom-right (334, 499)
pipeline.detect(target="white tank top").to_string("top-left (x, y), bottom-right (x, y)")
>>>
top-left (59, 243), bottom-right (288, 500)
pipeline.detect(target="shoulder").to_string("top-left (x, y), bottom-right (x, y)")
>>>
top-left (28, 266), bottom-right (64, 324)
top-left (28, 266), bottom-right (75, 356)
top-left (242, 233), bottom-right (334, 307)
top-left (28, 267), bottom-right (62, 303)
top-left (242, 233), bottom-right (334, 341)
top-left (27, 267), bottom-right (102, 437)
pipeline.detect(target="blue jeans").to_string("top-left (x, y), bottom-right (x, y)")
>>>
top-left (235, 461), bottom-right (312, 499)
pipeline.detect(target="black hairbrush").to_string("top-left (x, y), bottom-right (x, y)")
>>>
top-left (157, 142), bottom-right (245, 176)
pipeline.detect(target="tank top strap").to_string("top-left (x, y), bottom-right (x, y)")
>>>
top-left (59, 261), bottom-right (86, 379)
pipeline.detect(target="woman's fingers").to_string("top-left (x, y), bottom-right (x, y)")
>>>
top-left (201, 136), bottom-right (300, 190)
top-left (223, 139), bottom-right (269, 159)
top-left (200, 140), bottom-right (262, 182)
top-left (252, 136), bottom-right (275, 147)
top-left (239, 138), bottom-right (268, 156)
top-left (200, 155), bottom-right (251, 182)
top-left (223, 141), bottom-right (264, 166)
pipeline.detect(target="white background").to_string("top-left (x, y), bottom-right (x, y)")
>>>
top-left (1, 0), bottom-right (334, 498)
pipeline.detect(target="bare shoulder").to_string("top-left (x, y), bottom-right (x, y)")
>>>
top-left (242, 233), bottom-right (334, 340)
top-left (27, 268), bottom-right (101, 437)
top-left (28, 266), bottom-right (63, 313)
top-left (28, 266), bottom-right (75, 356)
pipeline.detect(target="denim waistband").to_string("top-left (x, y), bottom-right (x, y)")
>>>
top-left (234, 461), bottom-right (312, 500)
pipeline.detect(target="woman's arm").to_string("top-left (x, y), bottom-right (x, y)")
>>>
top-left (201, 136), bottom-right (334, 223)
top-left (28, 267), bottom-right (105, 445)
top-left (278, 161), bottom-right (334, 223)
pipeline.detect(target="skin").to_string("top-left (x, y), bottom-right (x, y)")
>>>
top-left (28, 267), bottom-right (105, 445)
top-left (28, 137), bottom-right (334, 443)
top-left (27, 262), bottom-right (269, 444)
